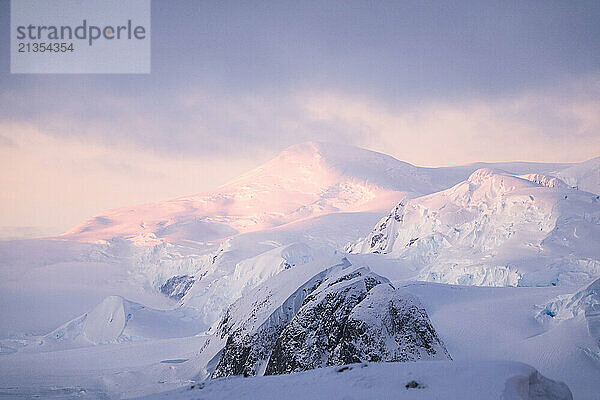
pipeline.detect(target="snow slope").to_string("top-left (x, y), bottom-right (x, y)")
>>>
top-left (0, 334), bottom-right (210, 399)
top-left (349, 168), bottom-right (600, 287)
top-left (536, 276), bottom-right (600, 358)
top-left (555, 156), bottom-right (600, 195)
top-left (139, 211), bottom-right (387, 328)
top-left (401, 281), bottom-right (598, 400)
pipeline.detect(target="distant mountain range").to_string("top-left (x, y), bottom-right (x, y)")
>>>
top-left (61, 141), bottom-right (598, 245)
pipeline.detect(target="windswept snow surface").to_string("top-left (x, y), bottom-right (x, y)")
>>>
top-left (0, 334), bottom-right (210, 399)
top-left (139, 360), bottom-right (572, 400)
top-left (536, 277), bottom-right (600, 367)
top-left (402, 282), bottom-right (598, 400)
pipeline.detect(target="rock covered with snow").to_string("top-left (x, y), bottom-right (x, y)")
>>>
top-left (160, 275), bottom-right (195, 300)
top-left (210, 261), bottom-right (449, 378)
top-left (265, 277), bottom-right (449, 375)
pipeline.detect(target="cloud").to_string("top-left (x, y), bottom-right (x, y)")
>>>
top-left (1, 76), bottom-right (598, 233)
top-left (2, 74), bottom-right (598, 168)
top-left (298, 75), bottom-right (600, 166)
top-left (0, 134), bottom-right (16, 148)
top-left (0, 122), bottom-right (266, 233)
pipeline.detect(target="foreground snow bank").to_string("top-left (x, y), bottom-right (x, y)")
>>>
top-left (139, 360), bottom-right (572, 400)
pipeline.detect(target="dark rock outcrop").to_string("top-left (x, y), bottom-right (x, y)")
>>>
top-left (160, 275), bottom-right (195, 300)
top-left (212, 262), bottom-right (450, 378)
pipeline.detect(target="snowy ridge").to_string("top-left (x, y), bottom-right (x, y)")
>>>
top-left (210, 266), bottom-right (334, 378)
top-left (183, 254), bottom-right (352, 380)
top-left (518, 173), bottom-right (567, 188)
top-left (178, 242), bottom-right (339, 329)
top-left (349, 168), bottom-right (600, 287)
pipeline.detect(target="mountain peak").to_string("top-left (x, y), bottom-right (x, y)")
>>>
top-left (276, 141), bottom-right (415, 174)
top-left (467, 168), bottom-right (501, 184)
top-left (63, 143), bottom-right (426, 243)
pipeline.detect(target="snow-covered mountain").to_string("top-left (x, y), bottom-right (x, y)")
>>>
top-left (18, 144), bottom-right (597, 345)
top-left (2, 142), bottom-right (599, 399)
top-left (60, 141), bottom-right (589, 245)
top-left (62, 142), bottom-right (453, 244)
top-left (349, 168), bottom-right (600, 287)
top-left (0, 295), bottom-right (205, 353)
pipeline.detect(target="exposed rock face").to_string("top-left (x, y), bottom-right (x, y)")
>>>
top-left (212, 262), bottom-right (449, 378)
top-left (265, 276), bottom-right (449, 374)
top-left (329, 284), bottom-right (450, 364)
top-left (160, 275), bottom-right (195, 300)
top-left (211, 267), bottom-right (331, 378)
